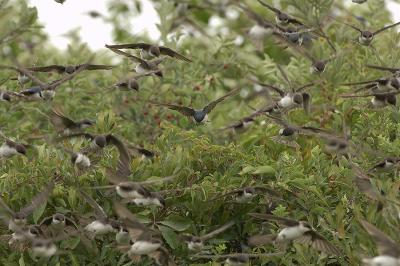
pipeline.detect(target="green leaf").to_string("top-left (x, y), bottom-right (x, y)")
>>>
top-left (157, 225), bottom-right (179, 249)
top-left (252, 165), bottom-right (276, 176)
top-left (159, 215), bottom-right (192, 231)
top-left (32, 203), bottom-right (47, 224)
top-left (60, 237), bottom-right (81, 250)
top-left (18, 255), bottom-right (25, 266)
top-left (239, 166), bottom-right (255, 175)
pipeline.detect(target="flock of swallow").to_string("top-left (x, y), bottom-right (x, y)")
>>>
top-left (0, 0), bottom-right (400, 265)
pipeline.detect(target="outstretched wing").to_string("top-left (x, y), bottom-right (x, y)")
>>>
top-left (203, 88), bottom-right (240, 114)
top-left (373, 21), bottom-right (400, 35)
top-left (149, 100), bottom-right (196, 117)
top-left (27, 65), bottom-right (66, 73)
top-left (18, 180), bottom-right (55, 217)
top-left (159, 46), bottom-right (192, 62)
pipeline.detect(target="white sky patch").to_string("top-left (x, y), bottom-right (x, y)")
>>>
top-left (28, 0), bottom-right (159, 50)
top-left (29, 0), bottom-right (400, 51)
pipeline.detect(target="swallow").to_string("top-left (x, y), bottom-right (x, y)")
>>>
top-left (352, 0), bottom-right (368, 3)
top-left (248, 214), bottom-right (342, 256)
top-left (257, 0), bottom-right (304, 26)
top-left (50, 107), bottom-right (95, 134)
top-left (60, 148), bottom-right (92, 170)
top-left (359, 219), bottom-right (400, 266)
top-left (78, 190), bottom-right (121, 236)
top-left (342, 76), bottom-right (400, 92)
top-left (0, 132), bottom-right (29, 158)
top-left (39, 213), bottom-right (78, 238)
top-left (13, 63), bottom-right (88, 101)
top-left (0, 179), bottom-right (55, 232)
top-left (339, 91), bottom-right (399, 108)
top-left (181, 220), bottom-right (235, 251)
top-left (211, 186), bottom-right (280, 203)
top-left (105, 47), bottom-right (164, 77)
top-left (252, 75), bottom-right (313, 114)
top-left (351, 165), bottom-right (391, 211)
top-left (4, 224), bottom-right (42, 250)
top-left (366, 65), bottom-right (400, 75)
top-left (108, 72), bottom-right (157, 91)
top-left (30, 231), bottom-right (79, 258)
top-left (275, 26), bottom-right (316, 46)
top-left (149, 88), bottom-right (240, 123)
top-left (127, 144), bottom-right (155, 159)
top-left (105, 43), bottom-right (191, 62)
top-left (59, 133), bottom-right (131, 154)
top-left (0, 90), bottom-right (11, 102)
top-left (26, 64), bottom-right (113, 74)
top-left (92, 166), bottom-right (171, 208)
top-left (370, 157), bottom-right (400, 171)
top-left (337, 19), bottom-right (400, 46)
top-left (220, 117), bottom-right (256, 133)
top-left (265, 115), bottom-right (326, 148)
top-left (114, 202), bottom-right (163, 255)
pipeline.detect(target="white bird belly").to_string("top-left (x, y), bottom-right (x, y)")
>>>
top-left (129, 241), bottom-right (161, 255)
top-left (277, 226), bottom-right (306, 241)
top-left (33, 245), bottom-right (57, 258)
top-left (75, 153), bottom-right (91, 168)
top-left (0, 144), bottom-right (17, 158)
top-left (85, 221), bottom-right (114, 235)
top-left (278, 96), bottom-right (294, 108)
top-left (362, 256), bottom-right (400, 266)
top-left (132, 197), bottom-right (162, 207)
top-left (135, 64), bottom-right (148, 74)
top-left (116, 187), bottom-right (143, 199)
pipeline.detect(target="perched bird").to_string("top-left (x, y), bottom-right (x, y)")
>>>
top-left (26, 64), bottom-right (113, 74)
top-left (359, 220), bottom-right (400, 266)
top-left (257, 0), bottom-right (304, 26)
top-left (60, 148), bottom-right (92, 170)
top-left (0, 179), bottom-right (55, 232)
top-left (181, 220), bottom-right (235, 251)
top-left (105, 47), bottom-right (164, 77)
top-left (248, 214), bottom-right (342, 256)
top-left (39, 213), bottom-right (78, 238)
top-left (114, 202), bottom-right (163, 256)
top-left (336, 19), bottom-right (400, 46)
top-left (78, 190), bottom-right (121, 236)
top-left (0, 132), bottom-right (29, 158)
top-left (148, 88), bottom-right (240, 124)
top-left (105, 43), bottom-right (191, 62)
top-left (50, 107), bottom-right (95, 134)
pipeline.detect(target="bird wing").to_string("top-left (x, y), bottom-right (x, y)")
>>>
top-left (360, 219), bottom-right (400, 257)
top-left (48, 63), bottom-right (88, 90)
top-left (373, 21), bottom-right (400, 35)
top-left (257, 0), bottom-right (281, 14)
top-left (365, 65), bottom-right (400, 73)
top-left (105, 43), bottom-right (151, 50)
top-left (201, 220), bottom-right (235, 240)
top-left (58, 133), bottom-right (95, 141)
top-left (106, 47), bottom-right (148, 65)
top-left (18, 179), bottom-right (55, 217)
top-left (148, 100), bottom-right (196, 117)
top-left (50, 107), bottom-right (77, 128)
top-left (159, 46), bottom-right (192, 62)
top-left (105, 167), bottom-right (129, 184)
top-left (249, 213), bottom-right (300, 227)
top-left (78, 190), bottom-right (108, 220)
top-left (27, 65), bottom-right (66, 73)
top-left (113, 201), bottom-right (147, 232)
top-left (79, 64), bottom-right (113, 71)
top-left (296, 231), bottom-right (342, 256)
top-left (248, 234), bottom-right (277, 246)
top-left (0, 197), bottom-right (15, 217)
top-left (105, 135), bottom-right (131, 173)
top-left (203, 88), bottom-right (240, 114)
top-left (352, 166), bottom-right (381, 201)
